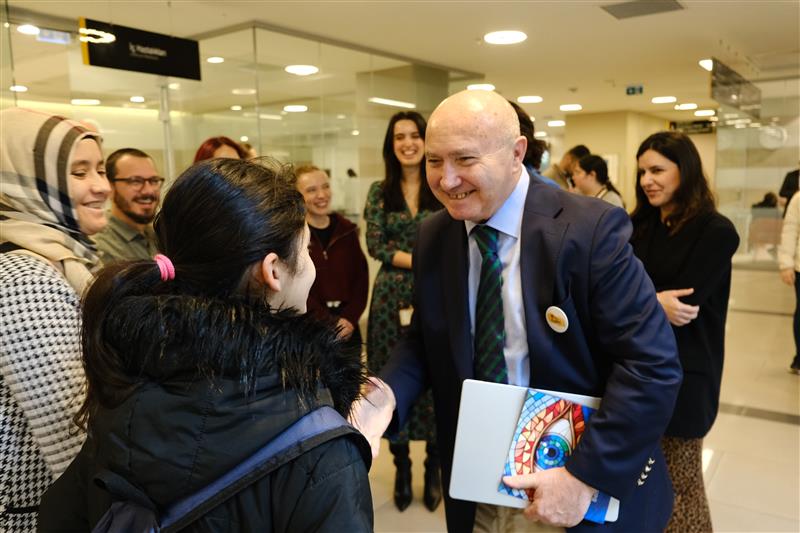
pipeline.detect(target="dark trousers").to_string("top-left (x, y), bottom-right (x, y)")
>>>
top-left (794, 272), bottom-right (800, 364)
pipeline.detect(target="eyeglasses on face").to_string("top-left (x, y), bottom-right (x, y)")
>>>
top-left (111, 176), bottom-right (165, 189)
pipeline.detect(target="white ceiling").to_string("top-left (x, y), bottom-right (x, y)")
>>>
top-left (6, 0), bottom-right (800, 134)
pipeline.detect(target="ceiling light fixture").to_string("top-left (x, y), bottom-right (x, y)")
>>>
top-left (239, 135), bottom-right (249, 142)
top-left (698, 59), bottom-right (713, 72)
top-left (547, 120), bottom-right (566, 127)
top-left (534, 131), bottom-right (548, 138)
top-left (17, 24), bottom-right (40, 35)
top-left (336, 114), bottom-right (346, 119)
top-left (168, 82), bottom-right (180, 90)
top-left (560, 104), bottom-right (582, 111)
top-left (467, 83), bottom-right (495, 91)
top-left (285, 64), bottom-right (319, 76)
top-left (71, 98), bottom-right (101, 106)
top-left (230, 105), bottom-right (242, 111)
top-left (651, 96), bottom-right (677, 104)
top-left (517, 95), bottom-right (543, 104)
top-left (259, 113), bottom-right (283, 121)
top-left (283, 104), bottom-right (308, 113)
top-left (694, 109), bottom-right (715, 117)
top-left (206, 56), bottom-right (225, 64)
top-left (129, 96), bottom-right (145, 103)
top-left (367, 97), bottom-right (416, 109)
top-left (232, 88), bottom-right (257, 96)
top-left (351, 129), bottom-right (360, 136)
top-left (483, 30), bottom-right (527, 45)
top-left (9, 85), bottom-right (28, 92)
top-left (674, 103), bottom-right (697, 110)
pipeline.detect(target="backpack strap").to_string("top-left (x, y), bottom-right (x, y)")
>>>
top-left (160, 405), bottom-right (354, 532)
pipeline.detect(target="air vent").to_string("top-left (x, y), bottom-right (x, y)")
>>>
top-left (601, 0), bottom-right (684, 20)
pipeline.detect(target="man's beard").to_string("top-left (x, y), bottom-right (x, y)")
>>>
top-left (115, 190), bottom-right (158, 225)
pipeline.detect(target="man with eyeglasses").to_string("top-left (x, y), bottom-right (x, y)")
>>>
top-left (93, 148), bottom-right (163, 264)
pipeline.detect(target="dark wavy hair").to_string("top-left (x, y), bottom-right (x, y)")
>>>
top-left (508, 101), bottom-right (547, 171)
top-left (631, 131), bottom-right (716, 238)
top-left (75, 157), bottom-right (307, 428)
top-left (577, 154), bottom-right (622, 197)
top-left (381, 111), bottom-right (442, 212)
top-left (194, 136), bottom-right (248, 163)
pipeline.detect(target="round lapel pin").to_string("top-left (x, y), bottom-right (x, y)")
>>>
top-left (545, 306), bottom-right (569, 333)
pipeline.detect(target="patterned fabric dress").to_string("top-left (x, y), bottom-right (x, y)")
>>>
top-left (364, 181), bottom-right (437, 443)
top-left (0, 253), bottom-right (86, 532)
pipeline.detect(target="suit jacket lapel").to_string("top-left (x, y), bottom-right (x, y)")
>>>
top-left (441, 217), bottom-right (473, 382)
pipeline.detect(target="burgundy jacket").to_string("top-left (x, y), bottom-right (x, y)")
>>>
top-left (307, 213), bottom-right (369, 328)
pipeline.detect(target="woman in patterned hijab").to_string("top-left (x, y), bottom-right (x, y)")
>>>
top-left (0, 107), bottom-right (110, 531)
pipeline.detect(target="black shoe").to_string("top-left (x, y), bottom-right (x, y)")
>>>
top-left (390, 443), bottom-right (412, 512)
top-left (423, 443), bottom-right (442, 512)
top-left (790, 355), bottom-right (800, 375)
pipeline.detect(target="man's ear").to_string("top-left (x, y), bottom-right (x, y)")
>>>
top-left (513, 135), bottom-right (527, 165)
top-left (258, 252), bottom-right (282, 293)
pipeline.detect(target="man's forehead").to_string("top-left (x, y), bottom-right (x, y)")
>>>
top-left (118, 155), bottom-right (158, 174)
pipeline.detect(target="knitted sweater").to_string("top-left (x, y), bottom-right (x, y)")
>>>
top-left (0, 253), bottom-right (86, 532)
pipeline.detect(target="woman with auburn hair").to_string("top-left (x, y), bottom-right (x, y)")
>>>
top-left (572, 154), bottom-right (626, 209)
top-left (364, 111), bottom-right (443, 513)
top-left (630, 131), bottom-right (739, 533)
top-left (38, 158), bottom-right (373, 531)
top-left (193, 135), bottom-right (248, 162)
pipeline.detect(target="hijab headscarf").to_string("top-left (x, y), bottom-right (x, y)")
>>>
top-left (0, 107), bottom-right (104, 294)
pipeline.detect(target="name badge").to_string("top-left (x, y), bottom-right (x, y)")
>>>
top-left (399, 306), bottom-right (414, 327)
top-left (545, 306), bottom-right (568, 333)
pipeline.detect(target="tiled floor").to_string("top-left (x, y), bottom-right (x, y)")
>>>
top-left (369, 269), bottom-right (800, 532)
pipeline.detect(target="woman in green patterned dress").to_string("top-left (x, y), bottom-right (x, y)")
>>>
top-left (364, 111), bottom-right (442, 512)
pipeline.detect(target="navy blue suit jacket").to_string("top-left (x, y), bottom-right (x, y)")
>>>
top-left (381, 178), bottom-right (682, 532)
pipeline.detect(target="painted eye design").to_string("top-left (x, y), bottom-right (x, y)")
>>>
top-left (534, 420), bottom-right (573, 469)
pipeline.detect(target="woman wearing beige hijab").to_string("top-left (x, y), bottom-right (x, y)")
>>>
top-left (0, 107), bottom-right (110, 531)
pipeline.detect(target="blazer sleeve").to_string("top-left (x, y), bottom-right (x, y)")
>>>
top-left (564, 207), bottom-right (682, 500)
top-left (363, 181), bottom-right (398, 265)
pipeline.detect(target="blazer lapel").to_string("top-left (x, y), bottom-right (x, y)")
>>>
top-left (441, 217), bottom-right (473, 382)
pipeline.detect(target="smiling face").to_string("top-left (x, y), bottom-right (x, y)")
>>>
top-left (393, 119), bottom-right (425, 168)
top-left (425, 91), bottom-right (526, 222)
top-left (296, 169), bottom-right (332, 219)
top-left (638, 149), bottom-right (681, 213)
top-left (69, 138), bottom-right (111, 235)
top-left (111, 155), bottom-right (161, 225)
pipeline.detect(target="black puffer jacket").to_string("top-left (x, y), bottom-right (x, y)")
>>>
top-left (38, 296), bottom-right (373, 532)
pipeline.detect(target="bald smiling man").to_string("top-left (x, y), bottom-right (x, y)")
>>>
top-left (352, 90), bottom-right (681, 533)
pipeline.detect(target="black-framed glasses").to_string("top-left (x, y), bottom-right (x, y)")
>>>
top-left (111, 176), bottom-right (165, 190)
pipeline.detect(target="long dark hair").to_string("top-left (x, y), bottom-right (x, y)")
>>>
top-left (75, 158), bottom-right (307, 428)
top-left (631, 131), bottom-right (716, 237)
top-left (577, 155), bottom-right (622, 197)
top-left (508, 101), bottom-right (547, 170)
top-left (381, 111), bottom-right (442, 212)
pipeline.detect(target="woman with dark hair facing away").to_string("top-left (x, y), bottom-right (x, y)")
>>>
top-left (572, 154), bottom-right (626, 209)
top-left (507, 100), bottom-right (559, 188)
top-left (294, 164), bottom-right (369, 353)
top-left (193, 135), bottom-right (247, 162)
top-left (38, 158), bottom-right (374, 531)
top-left (0, 108), bottom-right (110, 532)
top-left (364, 111), bottom-right (443, 512)
top-left (630, 131), bottom-right (739, 533)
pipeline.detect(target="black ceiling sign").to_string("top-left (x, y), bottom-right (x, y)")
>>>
top-left (79, 17), bottom-right (201, 80)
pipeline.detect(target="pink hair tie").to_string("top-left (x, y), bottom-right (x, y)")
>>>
top-left (154, 254), bottom-right (175, 281)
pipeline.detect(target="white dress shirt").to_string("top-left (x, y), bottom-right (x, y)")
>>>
top-left (464, 167), bottom-right (530, 387)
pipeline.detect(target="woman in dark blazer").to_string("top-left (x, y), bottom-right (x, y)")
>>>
top-left (630, 131), bottom-right (739, 533)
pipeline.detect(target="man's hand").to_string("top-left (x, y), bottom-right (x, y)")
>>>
top-left (347, 376), bottom-right (396, 458)
top-left (780, 268), bottom-right (796, 286)
top-left (502, 467), bottom-right (596, 527)
top-left (656, 288), bottom-right (699, 326)
top-left (336, 318), bottom-right (355, 340)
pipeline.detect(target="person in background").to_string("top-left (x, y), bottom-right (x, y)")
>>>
top-left (93, 148), bottom-right (161, 264)
top-left (0, 107), bottom-right (111, 531)
top-left (294, 164), bottom-right (369, 353)
top-left (541, 144), bottom-right (590, 189)
top-left (630, 131), bottom-right (739, 533)
top-left (241, 141), bottom-right (258, 159)
top-left (38, 158), bottom-right (373, 531)
top-left (193, 136), bottom-right (247, 163)
top-left (571, 154), bottom-right (626, 209)
top-left (778, 162), bottom-right (799, 216)
top-left (508, 101), bottom-right (559, 188)
top-left (778, 192), bottom-right (800, 374)
top-left (363, 111), bottom-right (443, 513)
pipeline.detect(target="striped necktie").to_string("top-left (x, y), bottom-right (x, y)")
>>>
top-left (472, 224), bottom-right (508, 383)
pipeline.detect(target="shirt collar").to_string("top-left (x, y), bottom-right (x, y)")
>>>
top-left (109, 211), bottom-right (147, 243)
top-left (465, 166), bottom-right (529, 239)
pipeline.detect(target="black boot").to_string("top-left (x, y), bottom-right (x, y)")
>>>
top-left (390, 442), bottom-right (412, 512)
top-left (423, 442), bottom-right (442, 512)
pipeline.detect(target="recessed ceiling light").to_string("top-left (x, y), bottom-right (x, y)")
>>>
top-left (239, 135), bottom-right (249, 142)
top-left (336, 114), bottom-right (346, 119)
top-left (283, 104), bottom-right (308, 113)
top-left (206, 56), bottom-right (225, 64)
top-left (368, 97), bottom-right (416, 109)
top-left (651, 96), bottom-right (677, 104)
top-left (259, 113), bottom-right (283, 121)
top-left (517, 95), bottom-right (543, 104)
top-left (483, 30), bottom-right (527, 45)
top-left (534, 131), bottom-right (548, 138)
top-left (351, 129), bottom-right (360, 136)
top-left (467, 83), bottom-right (495, 91)
top-left (547, 120), bottom-right (566, 127)
top-left (560, 104), bottom-right (582, 111)
top-left (232, 88), bottom-right (257, 96)
top-left (230, 105), bottom-right (242, 111)
top-left (71, 98), bottom-right (101, 106)
top-left (17, 24), bottom-right (40, 35)
top-left (674, 103), bottom-right (697, 110)
top-left (9, 85), bottom-right (28, 92)
top-left (168, 82), bottom-right (180, 90)
top-left (695, 109), bottom-right (715, 117)
top-left (285, 64), bottom-right (319, 76)
top-left (698, 59), bottom-right (713, 72)
top-left (129, 96), bottom-right (145, 103)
